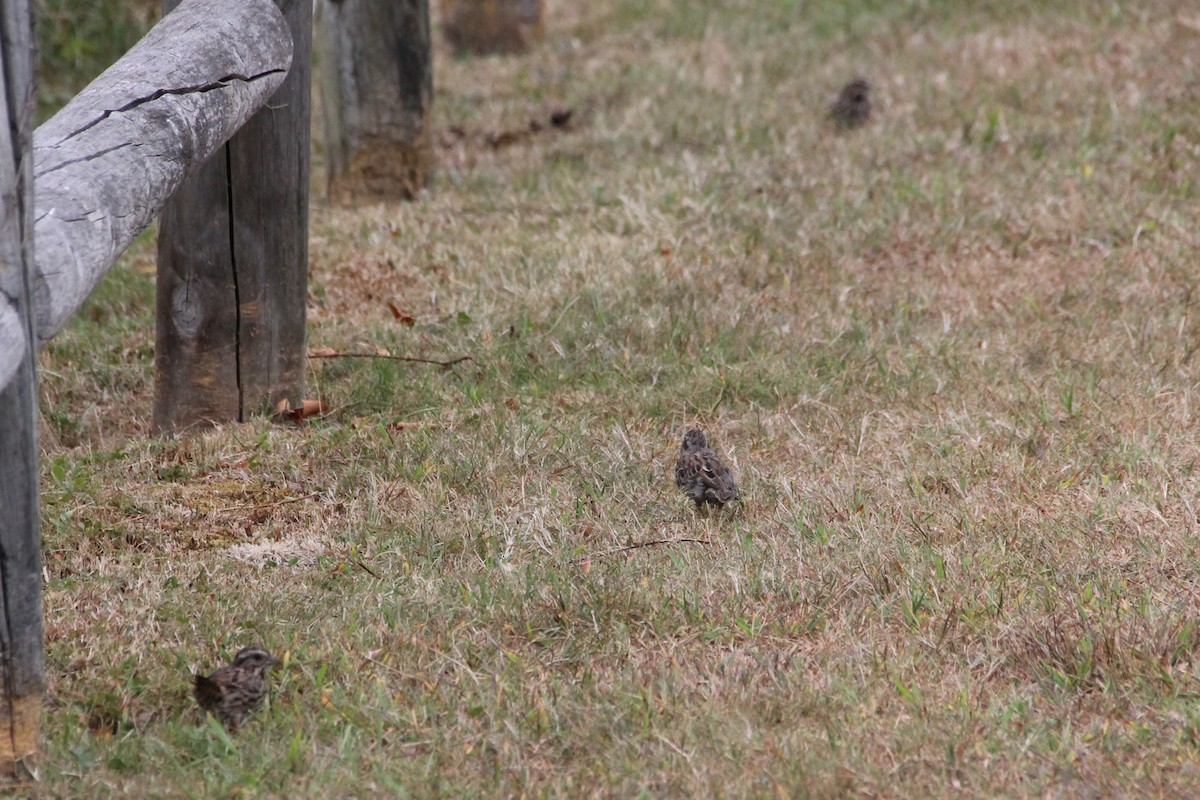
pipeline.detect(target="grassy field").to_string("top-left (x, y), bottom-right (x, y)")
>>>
top-left (32, 0), bottom-right (1200, 796)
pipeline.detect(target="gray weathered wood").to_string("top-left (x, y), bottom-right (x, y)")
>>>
top-left (443, 0), bottom-right (542, 56)
top-left (0, 0), bottom-right (43, 775)
top-left (318, 0), bottom-right (433, 202)
top-left (155, 0), bottom-right (312, 432)
top-left (29, 0), bottom-right (292, 349)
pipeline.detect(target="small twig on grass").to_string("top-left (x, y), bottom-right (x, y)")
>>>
top-left (354, 559), bottom-right (380, 579)
top-left (572, 537), bottom-right (712, 564)
top-left (308, 351), bottom-right (474, 369)
top-left (215, 491), bottom-right (323, 514)
top-left (655, 733), bottom-right (694, 762)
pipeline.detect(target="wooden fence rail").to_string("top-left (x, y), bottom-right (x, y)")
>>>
top-left (0, 0), bottom-right (291, 385)
top-left (33, 0), bottom-right (292, 346)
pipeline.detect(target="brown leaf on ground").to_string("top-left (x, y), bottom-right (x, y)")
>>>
top-left (276, 399), bottom-right (331, 424)
top-left (488, 130), bottom-right (525, 149)
top-left (386, 301), bottom-right (416, 326)
top-left (550, 108), bottom-right (573, 128)
top-left (488, 107), bottom-right (576, 149)
top-left (388, 421), bottom-right (444, 433)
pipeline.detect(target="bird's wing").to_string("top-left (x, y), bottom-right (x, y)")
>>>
top-left (675, 451), bottom-right (698, 488)
top-left (193, 673), bottom-right (223, 709)
top-left (699, 452), bottom-right (739, 502)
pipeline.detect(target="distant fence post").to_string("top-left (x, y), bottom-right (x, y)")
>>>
top-left (0, 0), bottom-right (44, 777)
top-left (443, 0), bottom-right (543, 56)
top-left (317, 0), bottom-right (433, 203)
top-left (155, 0), bottom-right (313, 432)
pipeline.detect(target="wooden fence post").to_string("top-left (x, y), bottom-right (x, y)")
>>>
top-left (155, 0), bottom-right (312, 432)
top-left (0, 0), bottom-right (44, 777)
top-left (318, 0), bottom-right (433, 203)
top-left (443, 0), bottom-right (543, 56)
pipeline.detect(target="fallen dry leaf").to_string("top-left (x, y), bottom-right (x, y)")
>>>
top-left (386, 301), bottom-right (416, 326)
top-left (488, 129), bottom-right (523, 149)
top-left (297, 399), bottom-right (330, 419)
top-left (550, 108), bottom-right (573, 128)
top-left (277, 398), bottom-right (331, 424)
top-left (388, 421), bottom-right (445, 433)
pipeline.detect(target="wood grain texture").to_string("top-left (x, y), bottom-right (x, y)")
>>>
top-left (31, 0), bottom-right (291, 347)
top-left (318, 0), bottom-right (432, 202)
top-left (0, 0), bottom-right (43, 775)
top-left (155, 0), bottom-right (311, 432)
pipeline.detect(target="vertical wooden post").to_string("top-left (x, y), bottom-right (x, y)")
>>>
top-left (0, 0), bottom-right (44, 777)
top-left (318, 0), bottom-right (433, 203)
top-left (442, 0), bottom-right (543, 56)
top-left (154, 0), bottom-right (312, 432)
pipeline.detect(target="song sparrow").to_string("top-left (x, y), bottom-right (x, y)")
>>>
top-left (830, 78), bottom-right (871, 129)
top-left (193, 645), bottom-right (281, 731)
top-left (675, 429), bottom-right (740, 508)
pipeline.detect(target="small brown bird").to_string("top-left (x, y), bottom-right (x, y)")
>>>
top-left (830, 78), bottom-right (871, 129)
top-left (675, 429), bottom-right (740, 509)
top-left (193, 645), bottom-right (281, 731)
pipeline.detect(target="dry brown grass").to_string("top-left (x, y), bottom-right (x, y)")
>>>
top-left (31, 0), bottom-right (1200, 796)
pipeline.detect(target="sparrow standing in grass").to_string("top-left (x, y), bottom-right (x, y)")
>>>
top-left (194, 645), bottom-right (281, 731)
top-left (830, 78), bottom-right (871, 129)
top-left (675, 429), bottom-right (740, 509)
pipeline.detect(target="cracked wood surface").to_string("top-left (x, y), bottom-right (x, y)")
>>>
top-left (155, 0), bottom-right (311, 431)
top-left (26, 0), bottom-right (291, 351)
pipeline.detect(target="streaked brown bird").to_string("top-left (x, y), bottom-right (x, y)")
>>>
top-left (830, 78), bottom-right (871, 129)
top-left (675, 429), bottom-right (740, 509)
top-left (193, 645), bottom-right (281, 731)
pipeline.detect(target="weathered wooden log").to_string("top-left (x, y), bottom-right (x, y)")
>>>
top-left (0, 0), bottom-right (44, 777)
top-left (31, 0), bottom-right (292, 347)
top-left (442, 0), bottom-right (543, 56)
top-left (155, 0), bottom-right (312, 432)
top-left (318, 0), bottom-right (433, 203)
